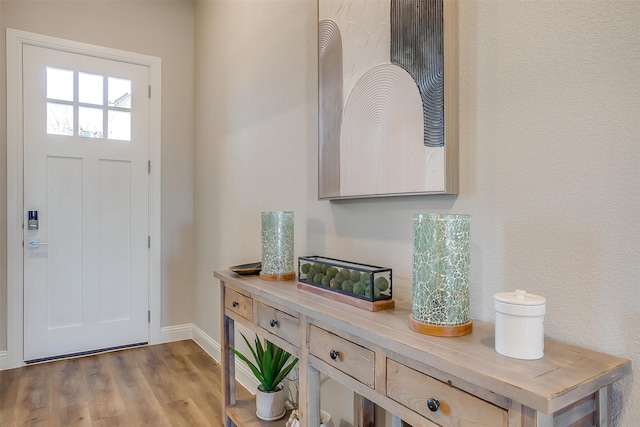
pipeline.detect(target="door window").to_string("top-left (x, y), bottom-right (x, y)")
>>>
top-left (46, 67), bottom-right (132, 141)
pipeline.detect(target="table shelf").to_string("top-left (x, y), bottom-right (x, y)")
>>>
top-left (227, 398), bottom-right (292, 427)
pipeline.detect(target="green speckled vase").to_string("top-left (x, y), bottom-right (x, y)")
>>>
top-left (412, 213), bottom-right (470, 327)
top-left (260, 211), bottom-right (295, 281)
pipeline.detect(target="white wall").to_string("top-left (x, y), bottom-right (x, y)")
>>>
top-left (194, 1), bottom-right (639, 425)
top-left (0, 0), bottom-right (196, 352)
top-left (0, 0), bottom-right (7, 352)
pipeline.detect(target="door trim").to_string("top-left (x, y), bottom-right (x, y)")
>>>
top-left (6, 28), bottom-right (162, 368)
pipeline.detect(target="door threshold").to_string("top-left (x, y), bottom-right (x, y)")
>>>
top-left (25, 342), bottom-right (148, 365)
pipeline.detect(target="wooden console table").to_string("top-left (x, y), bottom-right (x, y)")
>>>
top-left (215, 270), bottom-right (631, 427)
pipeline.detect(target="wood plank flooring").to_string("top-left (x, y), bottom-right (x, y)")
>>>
top-left (0, 340), bottom-right (252, 426)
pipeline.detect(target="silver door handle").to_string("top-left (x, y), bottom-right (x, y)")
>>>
top-left (28, 239), bottom-right (50, 249)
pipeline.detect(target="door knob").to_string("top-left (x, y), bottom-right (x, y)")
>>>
top-left (28, 239), bottom-right (50, 249)
top-left (426, 397), bottom-right (440, 412)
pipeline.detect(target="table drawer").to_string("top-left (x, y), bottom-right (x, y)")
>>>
top-left (224, 287), bottom-right (253, 322)
top-left (256, 302), bottom-right (299, 346)
top-left (309, 325), bottom-right (375, 388)
top-left (386, 359), bottom-right (507, 427)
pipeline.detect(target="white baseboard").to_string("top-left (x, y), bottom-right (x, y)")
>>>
top-left (159, 323), bottom-right (194, 343)
top-left (159, 323), bottom-right (258, 393)
top-left (0, 351), bottom-right (7, 370)
top-left (191, 323), bottom-right (221, 362)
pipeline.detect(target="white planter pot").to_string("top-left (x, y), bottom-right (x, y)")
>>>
top-left (320, 410), bottom-right (332, 427)
top-left (255, 384), bottom-right (286, 421)
top-left (289, 410), bottom-right (332, 427)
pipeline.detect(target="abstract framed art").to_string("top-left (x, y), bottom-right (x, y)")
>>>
top-left (318, 0), bottom-right (459, 199)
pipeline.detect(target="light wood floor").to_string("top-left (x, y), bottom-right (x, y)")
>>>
top-left (0, 340), bottom-right (251, 426)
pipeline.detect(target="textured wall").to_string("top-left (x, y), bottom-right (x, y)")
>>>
top-left (466, 2), bottom-right (640, 422)
top-left (194, 1), bottom-right (639, 425)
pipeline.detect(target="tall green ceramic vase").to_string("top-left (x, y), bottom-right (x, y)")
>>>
top-left (410, 213), bottom-right (472, 337)
top-left (259, 211), bottom-right (296, 281)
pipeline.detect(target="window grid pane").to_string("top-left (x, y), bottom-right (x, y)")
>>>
top-left (47, 67), bottom-right (74, 102)
top-left (108, 77), bottom-right (132, 109)
top-left (79, 106), bottom-right (104, 138)
top-left (47, 102), bottom-right (74, 135)
top-left (79, 72), bottom-right (104, 105)
top-left (108, 110), bottom-right (131, 141)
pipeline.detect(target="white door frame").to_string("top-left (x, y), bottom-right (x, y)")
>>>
top-left (6, 28), bottom-right (162, 369)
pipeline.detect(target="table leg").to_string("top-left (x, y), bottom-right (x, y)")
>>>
top-left (220, 282), bottom-right (236, 426)
top-left (354, 393), bottom-right (375, 427)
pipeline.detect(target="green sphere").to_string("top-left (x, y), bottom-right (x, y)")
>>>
top-left (349, 270), bottom-right (361, 281)
top-left (341, 280), bottom-right (355, 293)
top-left (300, 263), bottom-right (311, 274)
top-left (326, 267), bottom-right (339, 278)
top-left (359, 272), bottom-right (371, 283)
top-left (329, 278), bottom-right (340, 289)
top-left (321, 275), bottom-right (332, 287)
top-left (307, 264), bottom-right (317, 276)
top-left (338, 268), bottom-right (350, 279)
top-left (353, 282), bottom-right (366, 295)
top-left (313, 273), bottom-right (325, 284)
top-left (364, 286), bottom-right (381, 299)
top-left (374, 277), bottom-right (389, 292)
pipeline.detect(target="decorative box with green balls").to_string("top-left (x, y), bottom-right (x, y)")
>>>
top-left (297, 256), bottom-right (392, 308)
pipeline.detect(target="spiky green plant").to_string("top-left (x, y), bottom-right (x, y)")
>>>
top-left (230, 333), bottom-right (299, 392)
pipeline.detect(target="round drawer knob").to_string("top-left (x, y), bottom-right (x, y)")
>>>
top-left (426, 397), bottom-right (440, 412)
top-left (270, 319), bottom-right (279, 327)
top-left (329, 350), bottom-right (340, 360)
top-left (232, 301), bottom-right (238, 308)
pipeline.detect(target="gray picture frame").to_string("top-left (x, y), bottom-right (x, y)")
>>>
top-left (318, 0), bottom-right (459, 200)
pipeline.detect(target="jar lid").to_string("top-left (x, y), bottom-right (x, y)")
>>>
top-left (494, 289), bottom-right (545, 306)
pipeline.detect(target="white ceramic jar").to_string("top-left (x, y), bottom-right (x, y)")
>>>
top-left (494, 289), bottom-right (546, 360)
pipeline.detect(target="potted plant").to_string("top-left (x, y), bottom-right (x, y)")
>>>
top-left (230, 333), bottom-right (299, 421)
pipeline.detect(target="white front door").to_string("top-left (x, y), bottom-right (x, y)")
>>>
top-left (22, 44), bottom-right (150, 362)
